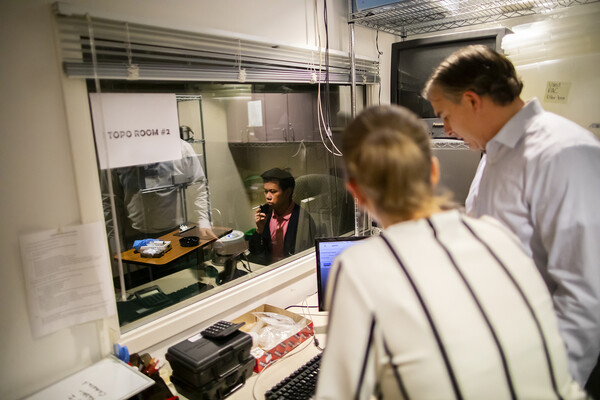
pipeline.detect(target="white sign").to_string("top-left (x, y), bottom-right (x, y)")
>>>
top-left (19, 221), bottom-right (116, 338)
top-left (544, 81), bottom-right (571, 104)
top-left (24, 356), bottom-right (154, 400)
top-left (248, 100), bottom-right (264, 127)
top-left (89, 93), bottom-right (181, 169)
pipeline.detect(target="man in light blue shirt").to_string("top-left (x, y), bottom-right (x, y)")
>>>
top-left (423, 45), bottom-right (600, 393)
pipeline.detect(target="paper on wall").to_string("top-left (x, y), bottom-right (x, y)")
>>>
top-left (89, 93), bottom-right (182, 169)
top-left (19, 221), bottom-right (116, 338)
top-left (248, 100), bottom-right (263, 127)
top-left (24, 356), bottom-right (154, 400)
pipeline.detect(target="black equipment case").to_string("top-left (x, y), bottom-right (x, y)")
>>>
top-left (169, 357), bottom-right (254, 400)
top-left (166, 329), bottom-right (254, 399)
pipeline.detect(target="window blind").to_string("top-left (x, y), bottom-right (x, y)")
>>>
top-left (53, 5), bottom-right (380, 85)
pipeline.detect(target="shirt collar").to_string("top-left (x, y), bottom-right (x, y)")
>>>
top-left (485, 98), bottom-right (543, 162)
top-left (273, 202), bottom-right (294, 221)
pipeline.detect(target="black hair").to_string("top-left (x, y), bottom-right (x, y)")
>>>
top-left (261, 168), bottom-right (295, 192)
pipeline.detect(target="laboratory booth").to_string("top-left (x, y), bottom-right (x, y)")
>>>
top-left (1, 0), bottom-right (599, 399)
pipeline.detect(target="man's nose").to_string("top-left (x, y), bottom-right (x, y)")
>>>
top-left (444, 121), bottom-right (455, 136)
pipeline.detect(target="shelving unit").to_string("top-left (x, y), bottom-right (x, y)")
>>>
top-left (350, 0), bottom-right (599, 38)
top-left (228, 141), bottom-right (322, 148)
top-left (345, 0), bottom-right (598, 117)
top-left (431, 139), bottom-right (470, 150)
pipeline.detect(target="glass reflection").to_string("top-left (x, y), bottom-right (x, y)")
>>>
top-left (92, 83), bottom-right (361, 330)
top-left (102, 139), bottom-right (213, 251)
top-left (248, 168), bottom-right (317, 265)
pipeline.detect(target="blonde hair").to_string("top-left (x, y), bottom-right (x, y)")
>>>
top-left (342, 105), bottom-right (441, 220)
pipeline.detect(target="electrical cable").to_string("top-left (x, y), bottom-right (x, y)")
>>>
top-left (376, 29), bottom-right (383, 105)
top-left (324, 0), bottom-right (331, 130)
top-left (285, 305), bottom-right (319, 310)
top-left (291, 139), bottom-right (306, 158)
top-left (313, 0), bottom-right (343, 157)
top-left (321, 0), bottom-right (343, 156)
top-left (302, 296), bottom-right (323, 351)
top-left (287, 291), bottom-right (324, 351)
top-left (240, 253), bottom-right (253, 273)
top-left (314, 7), bottom-right (338, 156)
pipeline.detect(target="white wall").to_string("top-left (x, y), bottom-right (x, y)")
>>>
top-left (0, 2), bottom-right (113, 400)
top-left (503, 9), bottom-right (600, 136)
top-left (0, 1), bottom-right (393, 399)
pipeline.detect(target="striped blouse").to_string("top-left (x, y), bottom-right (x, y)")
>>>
top-left (315, 210), bottom-right (584, 400)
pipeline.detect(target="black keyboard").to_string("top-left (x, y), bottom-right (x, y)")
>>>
top-left (117, 282), bottom-right (213, 325)
top-left (265, 353), bottom-right (322, 400)
top-left (170, 282), bottom-right (213, 302)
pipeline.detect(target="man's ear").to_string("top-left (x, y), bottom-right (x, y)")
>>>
top-left (346, 180), bottom-right (366, 206)
top-left (462, 90), bottom-right (482, 112)
top-left (284, 188), bottom-right (294, 202)
top-left (431, 156), bottom-right (440, 187)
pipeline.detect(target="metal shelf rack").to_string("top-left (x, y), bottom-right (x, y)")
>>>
top-left (350, 0), bottom-right (599, 38)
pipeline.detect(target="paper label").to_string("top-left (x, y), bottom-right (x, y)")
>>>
top-left (544, 81), bottom-right (571, 104)
top-left (89, 93), bottom-right (181, 169)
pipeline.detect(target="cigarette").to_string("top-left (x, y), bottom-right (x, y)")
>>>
top-left (252, 205), bottom-right (260, 210)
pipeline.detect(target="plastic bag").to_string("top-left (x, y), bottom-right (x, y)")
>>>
top-left (248, 311), bottom-right (307, 350)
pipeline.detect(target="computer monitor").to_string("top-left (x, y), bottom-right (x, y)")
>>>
top-left (315, 236), bottom-right (368, 311)
top-left (390, 28), bottom-right (510, 205)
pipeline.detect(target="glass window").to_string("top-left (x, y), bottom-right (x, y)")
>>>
top-left (91, 82), bottom-right (365, 331)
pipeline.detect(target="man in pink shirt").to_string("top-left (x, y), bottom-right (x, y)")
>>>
top-left (249, 168), bottom-right (316, 264)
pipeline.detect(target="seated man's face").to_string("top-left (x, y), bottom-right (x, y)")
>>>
top-left (264, 181), bottom-right (291, 212)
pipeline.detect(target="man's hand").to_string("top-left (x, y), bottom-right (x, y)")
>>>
top-left (198, 227), bottom-right (217, 240)
top-left (255, 209), bottom-right (267, 234)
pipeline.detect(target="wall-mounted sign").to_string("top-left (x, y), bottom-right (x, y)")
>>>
top-left (544, 81), bottom-right (571, 104)
top-left (19, 222), bottom-right (115, 339)
top-left (89, 93), bottom-right (181, 169)
top-left (248, 100), bottom-right (263, 127)
top-left (24, 356), bottom-right (153, 399)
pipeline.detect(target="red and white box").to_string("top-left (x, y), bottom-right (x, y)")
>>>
top-left (232, 304), bottom-right (314, 372)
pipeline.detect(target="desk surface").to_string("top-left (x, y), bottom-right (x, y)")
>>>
top-left (162, 294), bottom-right (328, 400)
top-left (117, 226), bottom-right (232, 266)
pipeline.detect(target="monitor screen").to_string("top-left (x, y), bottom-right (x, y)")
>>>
top-left (315, 236), bottom-right (368, 311)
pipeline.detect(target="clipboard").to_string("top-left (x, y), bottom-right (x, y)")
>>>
top-left (24, 355), bottom-right (154, 400)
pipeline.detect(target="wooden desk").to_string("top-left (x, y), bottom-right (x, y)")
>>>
top-left (117, 226), bottom-right (232, 267)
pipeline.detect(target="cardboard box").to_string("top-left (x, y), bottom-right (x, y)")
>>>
top-left (231, 304), bottom-right (313, 372)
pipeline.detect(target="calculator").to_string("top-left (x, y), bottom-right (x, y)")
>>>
top-left (201, 320), bottom-right (246, 339)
